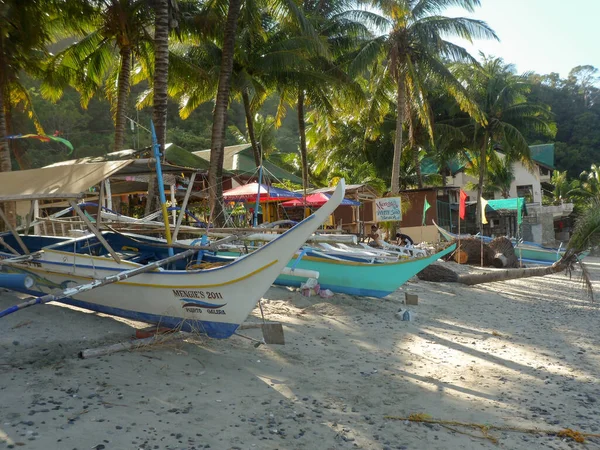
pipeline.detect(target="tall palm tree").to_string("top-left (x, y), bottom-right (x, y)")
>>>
top-left (176, 0), bottom-right (319, 225)
top-left (144, 0), bottom-right (178, 215)
top-left (277, 0), bottom-right (372, 196)
top-left (207, 0), bottom-right (243, 226)
top-left (42, 0), bottom-right (154, 152)
top-left (352, 0), bottom-right (497, 194)
top-left (453, 56), bottom-right (555, 220)
top-left (0, 0), bottom-right (87, 225)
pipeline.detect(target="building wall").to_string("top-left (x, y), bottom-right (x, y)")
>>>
top-left (399, 225), bottom-right (440, 243)
top-left (446, 155), bottom-right (543, 204)
top-left (397, 191), bottom-right (438, 228)
top-left (509, 161), bottom-right (542, 204)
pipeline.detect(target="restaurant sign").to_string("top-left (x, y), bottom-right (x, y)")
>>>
top-left (374, 197), bottom-right (402, 222)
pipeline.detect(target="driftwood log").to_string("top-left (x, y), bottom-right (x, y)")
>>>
top-left (417, 263), bottom-right (459, 282)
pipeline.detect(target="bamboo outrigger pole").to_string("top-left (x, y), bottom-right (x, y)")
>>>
top-left (0, 248), bottom-right (198, 319)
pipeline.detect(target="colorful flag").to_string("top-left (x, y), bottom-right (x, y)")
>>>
top-left (6, 134), bottom-right (74, 153)
top-left (422, 197), bottom-right (431, 225)
top-left (481, 197), bottom-right (489, 225)
top-left (459, 189), bottom-right (467, 220)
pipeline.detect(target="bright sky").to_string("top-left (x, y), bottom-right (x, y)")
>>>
top-left (445, 0), bottom-right (600, 79)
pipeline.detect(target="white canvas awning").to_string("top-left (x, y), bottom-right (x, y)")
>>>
top-left (0, 160), bottom-right (133, 202)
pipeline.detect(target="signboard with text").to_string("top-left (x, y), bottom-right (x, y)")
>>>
top-left (374, 197), bottom-right (402, 222)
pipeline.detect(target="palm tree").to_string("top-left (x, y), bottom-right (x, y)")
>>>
top-left (0, 0), bottom-right (87, 225)
top-left (207, 0), bottom-right (243, 227)
top-left (570, 165), bottom-right (600, 200)
top-left (144, 0), bottom-right (178, 215)
top-left (42, 0), bottom-right (154, 152)
top-left (464, 150), bottom-right (515, 198)
top-left (352, 0), bottom-right (497, 194)
top-left (453, 56), bottom-right (555, 221)
top-left (425, 124), bottom-right (466, 187)
top-left (287, 1), bottom-right (373, 197)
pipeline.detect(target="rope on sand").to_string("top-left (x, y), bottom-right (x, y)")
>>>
top-left (385, 413), bottom-right (600, 444)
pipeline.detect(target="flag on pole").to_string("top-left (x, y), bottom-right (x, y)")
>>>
top-left (459, 189), bottom-right (467, 220)
top-left (422, 197), bottom-right (431, 225)
top-left (480, 197), bottom-right (489, 225)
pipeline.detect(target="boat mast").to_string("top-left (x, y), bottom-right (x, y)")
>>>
top-left (150, 121), bottom-right (174, 257)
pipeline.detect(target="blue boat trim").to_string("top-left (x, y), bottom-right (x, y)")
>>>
top-left (0, 282), bottom-right (239, 339)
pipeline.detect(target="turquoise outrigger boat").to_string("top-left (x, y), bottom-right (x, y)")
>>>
top-left (211, 243), bottom-right (456, 298)
top-left (273, 244), bottom-right (456, 298)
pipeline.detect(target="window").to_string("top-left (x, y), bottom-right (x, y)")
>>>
top-left (517, 185), bottom-right (533, 203)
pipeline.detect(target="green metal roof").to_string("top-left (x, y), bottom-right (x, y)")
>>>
top-left (420, 157), bottom-right (467, 176)
top-left (529, 144), bottom-right (555, 169)
top-left (193, 144), bottom-right (303, 184)
top-left (164, 145), bottom-right (210, 170)
top-left (421, 144), bottom-right (555, 174)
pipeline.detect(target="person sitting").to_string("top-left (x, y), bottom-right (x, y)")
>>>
top-left (395, 232), bottom-right (414, 247)
top-left (368, 224), bottom-right (385, 248)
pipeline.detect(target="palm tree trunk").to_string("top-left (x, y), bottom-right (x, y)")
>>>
top-left (114, 46), bottom-right (132, 152)
top-left (145, 0), bottom-right (170, 216)
top-left (0, 36), bottom-right (16, 227)
top-left (457, 262), bottom-right (564, 286)
top-left (297, 90), bottom-right (309, 196)
top-left (242, 89), bottom-right (261, 166)
top-left (208, 0), bottom-right (242, 227)
top-left (152, 0), bottom-right (169, 157)
top-left (391, 76), bottom-right (405, 194)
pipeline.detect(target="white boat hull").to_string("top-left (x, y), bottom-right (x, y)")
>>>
top-left (1, 182), bottom-right (346, 338)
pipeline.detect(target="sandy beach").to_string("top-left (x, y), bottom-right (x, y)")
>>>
top-left (2, 259), bottom-right (600, 449)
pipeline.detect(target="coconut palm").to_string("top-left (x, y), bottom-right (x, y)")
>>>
top-left (570, 164), bottom-right (600, 200)
top-left (350, 0), bottom-right (497, 194)
top-left (550, 170), bottom-right (578, 204)
top-left (453, 56), bottom-right (555, 220)
top-left (41, 0), bottom-right (154, 152)
top-left (0, 0), bottom-right (88, 225)
top-left (144, 0), bottom-right (179, 215)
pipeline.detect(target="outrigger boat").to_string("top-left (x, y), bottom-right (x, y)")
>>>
top-left (274, 244), bottom-right (456, 297)
top-left (432, 221), bottom-right (577, 265)
top-left (0, 160), bottom-right (345, 338)
top-left (209, 242), bottom-right (456, 298)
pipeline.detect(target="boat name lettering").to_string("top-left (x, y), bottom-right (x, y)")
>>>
top-left (173, 289), bottom-right (223, 300)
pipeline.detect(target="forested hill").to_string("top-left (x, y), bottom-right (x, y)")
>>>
top-left (9, 66), bottom-right (600, 181)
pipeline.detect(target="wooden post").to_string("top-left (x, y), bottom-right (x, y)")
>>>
top-left (170, 185), bottom-right (176, 226)
top-left (24, 201), bottom-right (35, 236)
top-left (173, 172), bottom-right (197, 241)
top-left (0, 206), bottom-right (30, 254)
top-left (97, 181), bottom-right (105, 228)
top-left (104, 178), bottom-right (113, 211)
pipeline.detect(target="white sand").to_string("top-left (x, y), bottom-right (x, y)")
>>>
top-left (1, 259), bottom-right (600, 449)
